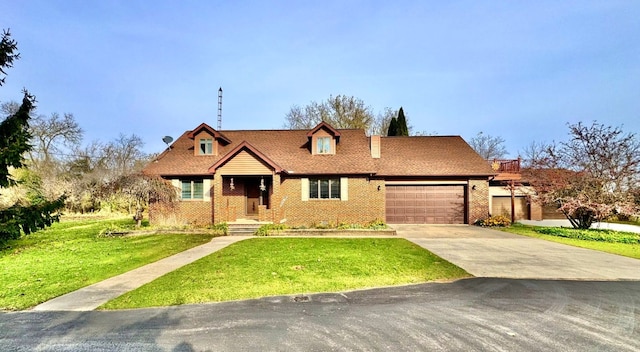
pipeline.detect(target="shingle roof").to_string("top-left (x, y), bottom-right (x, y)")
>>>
top-left (143, 123), bottom-right (495, 177)
top-left (144, 126), bottom-right (377, 176)
top-left (375, 136), bottom-right (495, 176)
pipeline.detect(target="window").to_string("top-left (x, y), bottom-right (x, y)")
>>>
top-left (181, 180), bottom-right (203, 199)
top-left (199, 138), bottom-right (213, 155)
top-left (317, 137), bottom-right (331, 154)
top-left (309, 178), bottom-right (340, 199)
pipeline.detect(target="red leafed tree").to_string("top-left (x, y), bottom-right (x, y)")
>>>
top-left (524, 121), bottom-right (640, 229)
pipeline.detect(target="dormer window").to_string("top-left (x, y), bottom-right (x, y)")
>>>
top-left (317, 137), bottom-right (331, 154)
top-left (199, 138), bottom-right (213, 155)
top-left (307, 121), bottom-right (341, 155)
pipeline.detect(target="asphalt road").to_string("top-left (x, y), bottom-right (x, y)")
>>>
top-left (2, 278), bottom-right (639, 351)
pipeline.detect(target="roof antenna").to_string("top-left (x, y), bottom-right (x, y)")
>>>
top-left (217, 87), bottom-right (223, 130)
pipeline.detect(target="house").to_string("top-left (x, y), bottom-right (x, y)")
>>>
top-left (143, 121), bottom-right (496, 226)
top-left (488, 159), bottom-right (563, 221)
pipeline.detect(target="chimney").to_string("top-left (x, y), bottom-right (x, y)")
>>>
top-left (370, 135), bottom-right (381, 158)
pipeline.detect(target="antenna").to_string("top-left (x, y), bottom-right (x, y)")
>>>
top-left (217, 87), bottom-right (223, 130)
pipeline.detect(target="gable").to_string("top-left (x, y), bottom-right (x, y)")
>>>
top-left (216, 150), bottom-right (273, 175)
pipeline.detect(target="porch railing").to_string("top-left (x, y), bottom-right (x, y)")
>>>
top-left (489, 158), bottom-right (521, 173)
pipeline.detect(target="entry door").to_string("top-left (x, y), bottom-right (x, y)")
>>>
top-left (246, 180), bottom-right (260, 214)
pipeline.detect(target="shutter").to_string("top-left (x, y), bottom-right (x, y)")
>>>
top-left (340, 177), bottom-right (348, 201)
top-left (203, 179), bottom-right (211, 201)
top-left (301, 178), bottom-right (309, 201)
top-left (171, 179), bottom-right (181, 198)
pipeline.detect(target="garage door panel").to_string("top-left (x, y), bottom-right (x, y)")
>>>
top-left (386, 185), bottom-right (466, 224)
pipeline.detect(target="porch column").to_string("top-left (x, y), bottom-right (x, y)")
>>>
top-left (212, 173), bottom-right (223, 223)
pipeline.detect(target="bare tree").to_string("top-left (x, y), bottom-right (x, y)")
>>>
top-left (370, 107), bottom-right (396, 136)
top-left (519, 140), bottom-right (548, 168)
top-left (28, 112), bottom-right (83, 170)
top-left (524, 121), bottom-right (640, 229)
top-left (105, 133), bottom-right (147, 178)
top-left (468, 132), bottom-right (508, 160)
top-left (284, 95), bottom-right (374, 131)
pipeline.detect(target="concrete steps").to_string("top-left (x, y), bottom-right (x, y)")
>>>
top-left (227, 221), bottom-right (270, 236)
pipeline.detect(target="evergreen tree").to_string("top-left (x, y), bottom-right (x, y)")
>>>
top-left (397, 107), bottom-right (409, 136)
top-left (387, 117), bottom-right (399, 136)
top-left (0, 29), bottom-right (64, 242)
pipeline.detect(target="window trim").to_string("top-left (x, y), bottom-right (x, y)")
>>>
top-left (181, 179), bottom-right (204, 200)
top-left (316, 136), bottom-right (331, 154)
top-left (309, 177), bottom-right (340, 200)
top-left (199, 138), bottom-right (213, 155)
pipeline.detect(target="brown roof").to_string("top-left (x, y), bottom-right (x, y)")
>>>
top-left (144, 126), bottom-right (377, 176)
top-left (375, 136), bottom-right (495, 177)
top-left (143, 123), bottom-right (495, 177)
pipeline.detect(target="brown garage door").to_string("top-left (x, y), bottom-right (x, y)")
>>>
top-left (386, 185), bottom-right (466, 224)
top-left (492, 196), bottom-right (530, 220)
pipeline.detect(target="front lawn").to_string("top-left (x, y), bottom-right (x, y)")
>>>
top-left (499, 224), bottom-right (640, 260)
top-left (0, 218), bottom-right (215, 310)
top-left (102, 238), bottom-right (470, 309)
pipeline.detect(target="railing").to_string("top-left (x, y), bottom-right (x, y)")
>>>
top-left (489, 158), bottom-right (521, 173)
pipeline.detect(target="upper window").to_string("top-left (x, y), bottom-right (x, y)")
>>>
top-left (317, 137), bottom-right (331, 154)
top-left (309, 178), bottom-right (340, 199)
top-left (199, 139), bottom-right (213, 155)
top-left (181, 180), bottom-right (203, 199)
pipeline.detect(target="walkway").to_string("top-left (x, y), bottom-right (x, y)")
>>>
top-left (32, 236), bottom-right (251, 311)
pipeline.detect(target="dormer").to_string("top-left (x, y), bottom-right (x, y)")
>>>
top-left (307, 121), bottom-right (341, 155)
top-left (187, 123), bottom-right (231, 156)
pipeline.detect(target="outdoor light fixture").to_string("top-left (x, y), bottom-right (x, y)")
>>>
top-left (259, 177), bottom-right (266, 192)
top-left (230, 178), bottom-right (235, 191)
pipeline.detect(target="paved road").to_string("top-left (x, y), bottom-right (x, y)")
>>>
top-left (2, 278), bottom-right (639, 351)
top-left (393, 224), bottom-right (640, 280)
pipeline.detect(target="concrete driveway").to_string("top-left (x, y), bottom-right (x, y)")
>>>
top-left (391, 224), bottom-right (640, 280)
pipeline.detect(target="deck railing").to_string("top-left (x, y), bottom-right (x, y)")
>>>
top-left (489, 158), bottom-right (521, 173)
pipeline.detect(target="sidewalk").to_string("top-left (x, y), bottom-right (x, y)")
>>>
top-left (32, 236), bottom-right (251, 312)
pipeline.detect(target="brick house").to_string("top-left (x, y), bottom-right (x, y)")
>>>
top-left (143, 121), bottom-right (496, 226)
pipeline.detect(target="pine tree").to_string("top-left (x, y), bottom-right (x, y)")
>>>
top-left (1, 29), bottom-right (64, 242)
top-left (387, 117), bottom-right (398, 136)
top-left (397, 107), bottom-right (409, 136)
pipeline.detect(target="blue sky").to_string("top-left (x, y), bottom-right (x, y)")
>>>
top-left (2, 1), bottom-right (639, 157)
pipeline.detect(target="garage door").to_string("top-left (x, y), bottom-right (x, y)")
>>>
top-left (492, 196), bottom-right (530, 220)
top-left (386, 185), bottom-right (466, 224)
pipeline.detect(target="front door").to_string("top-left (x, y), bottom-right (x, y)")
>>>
top-left (246, 179), bottom-right (260, 215)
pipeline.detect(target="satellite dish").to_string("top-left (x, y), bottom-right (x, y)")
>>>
top-left (162, 136), bottom-right (173, 145)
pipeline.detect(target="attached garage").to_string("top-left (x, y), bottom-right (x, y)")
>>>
top-left (386, 185), bottom-right (466, 224)
top-left (491, 196), bottom-right (530, 220)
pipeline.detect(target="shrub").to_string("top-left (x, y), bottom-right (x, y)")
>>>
top-left (208, 222), bottom-right (228, 235)
top-left (255, 224), bottom-right (288, 236)
top-left (475, 215), bottom-right (511, 227)
top-left (535, 227), bottom-right (640, 244)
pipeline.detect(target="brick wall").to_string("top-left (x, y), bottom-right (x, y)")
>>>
top-left (468, 178), bottom-right (490, 224)
top-left (279, 176), bottom-right (385, 226)
top-left (149, 200), bottom-right (212, 226)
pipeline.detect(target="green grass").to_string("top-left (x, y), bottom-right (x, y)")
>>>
top-left (499, 224), bottom-right (640, 260)
top-left (0, 218), bottom-right (215, 310)
top-left (102, 238), bottom-right (470, 309)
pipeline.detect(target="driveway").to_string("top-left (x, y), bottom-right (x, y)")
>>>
top-left (391, 224), bottom-right (640, 280)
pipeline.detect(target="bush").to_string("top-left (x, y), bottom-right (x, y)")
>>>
top-left (535, 227), bottom-right (640, 244)
top-left (255, 224), bottom-right (288, 236)
top-left (475, 215), bottom-right (511, 227)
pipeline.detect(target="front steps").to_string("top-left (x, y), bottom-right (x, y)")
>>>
top-left (227, 220), bottom-right (270, 236)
